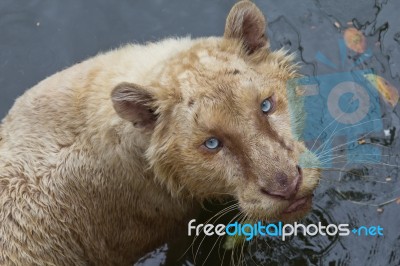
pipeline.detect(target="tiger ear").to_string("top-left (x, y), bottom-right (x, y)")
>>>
top-left (111, 82), bottom-right (157, 130)
top-left (224, 0), bottom-right (268, 54)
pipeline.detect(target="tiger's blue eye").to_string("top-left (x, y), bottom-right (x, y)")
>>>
top-left (261, 98), bottom-right (273, 113)
top-left (204, 138), bottom-right (221, 150)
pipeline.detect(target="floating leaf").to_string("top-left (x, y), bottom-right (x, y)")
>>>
top-left (223, 234), bottom-right (244, 250)
top-left (344, 28), bottom-right (366, 53)
top-left (364, 74), bottom-right (399, 107)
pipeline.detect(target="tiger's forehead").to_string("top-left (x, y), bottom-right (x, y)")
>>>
top-left (176, 67), bottom-right (279, 107)
top-left (159, 42), bottom-right (291, 125)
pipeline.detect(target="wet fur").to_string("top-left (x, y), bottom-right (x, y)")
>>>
top-left (0, 1), bottom-right (320, 265)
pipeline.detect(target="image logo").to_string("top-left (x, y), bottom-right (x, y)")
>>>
top-left (288, 40), bottom-right (383, 168)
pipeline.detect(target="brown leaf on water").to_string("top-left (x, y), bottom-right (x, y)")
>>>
top-left (358, 139), bottom-right (366, 145)
top-left (364, 74), bottom-right (399, 107)
top-left (344, 27), bottom-right (366, 53)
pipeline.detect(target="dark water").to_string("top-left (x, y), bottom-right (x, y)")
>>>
top-left (1, 1), bottom-right (399, 265)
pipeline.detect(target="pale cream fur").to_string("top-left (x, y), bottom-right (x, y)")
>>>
top-left (0, 1), bottom-right (320, 265)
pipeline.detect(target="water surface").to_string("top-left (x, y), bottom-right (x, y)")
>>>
top-left (1, 1), bottom-right (399, 265)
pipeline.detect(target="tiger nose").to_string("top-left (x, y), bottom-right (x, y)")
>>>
top-left (261, 165), bottom-right (302, 200)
